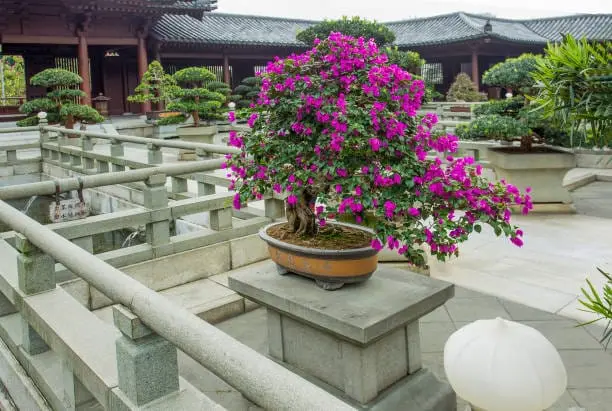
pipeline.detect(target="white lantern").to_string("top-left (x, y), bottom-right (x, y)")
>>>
top-left (228, 102), bottom-right (236, 110)
top-left (505, 92), bottom-right (513, 99)
top-left (444, 317), bottom-right (567, 411)
top-left (37, 111), bottom-right (47, 120)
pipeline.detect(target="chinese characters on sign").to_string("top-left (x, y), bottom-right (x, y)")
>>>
top-left (49, 198), bottom-right (90, 223)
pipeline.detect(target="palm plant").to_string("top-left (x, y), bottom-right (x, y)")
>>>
top-left (531, 35), bottom-right (612, 148)
top-left (579, 267), bottom-right (612, 348)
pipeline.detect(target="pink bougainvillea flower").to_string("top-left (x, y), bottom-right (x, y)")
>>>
top-left (287, 195), bottom-right (298, 206)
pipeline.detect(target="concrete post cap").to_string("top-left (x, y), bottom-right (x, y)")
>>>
top-left (37, 111), bottom-right (48, 119)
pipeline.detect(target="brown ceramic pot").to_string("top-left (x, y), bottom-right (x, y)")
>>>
top-left (259, 222), bottom-right (379, 290)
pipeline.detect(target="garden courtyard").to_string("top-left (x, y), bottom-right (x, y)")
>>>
top-left (1, 1), bottom-right (612, 411)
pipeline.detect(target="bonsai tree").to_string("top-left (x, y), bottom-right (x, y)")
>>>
top-left (127, 60), bottom-right (176, 110)
top-left (531, 35), bottom-right (611, 148)
top-left (161, 67), bottom-right (227, 127)
top-left (446, 73), bottom-right (486, 102)
top-left (18, 68), bottom-right (103, 129)
top-left (225, 33), bottom-right (531, 267)
top-left (296, 16), bottom-right (396, 46)
top-left (231, 76), bottom-right (262, 108)
top-left (482, 54), bottom-right (542, 95)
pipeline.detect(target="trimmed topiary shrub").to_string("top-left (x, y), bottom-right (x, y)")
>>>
top-left (127, 61), bottom-right (176, 108)
top-left (231, 76), bottom-right (262, 108)
top-left (296, 16), bottom-right (396, 46)
top-left (446, 73), bottom-right (486, 102)
top-left (18, 68), bottom-right (103, 128)
top-left (482, 54), bottom-right (541, 94)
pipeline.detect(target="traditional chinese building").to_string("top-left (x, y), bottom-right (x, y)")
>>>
top-left (1, 0), bottom-right (610, 115)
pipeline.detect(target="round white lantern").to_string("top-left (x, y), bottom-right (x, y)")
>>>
top-left (228, 102), bottom-right (236, 110)
top-left (505, 92), bottom-right (513, 99)
top-left (37, 111), bottom-right (48, 120)
top-left (444, 317), bottom-right (567, 411)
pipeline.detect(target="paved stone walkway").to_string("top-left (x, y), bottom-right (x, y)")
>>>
top-left (209, 285), bottom-right (612, 411)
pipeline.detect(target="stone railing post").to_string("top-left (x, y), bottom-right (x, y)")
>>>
top-left (6, 150), bottom-right (17, 163)
top-left (38, 112), bottom-right (49, 142)
top-left (110, 305), bottom-right (180, 409)
top-left (170, 177), bottom-right (187, 194)
top-left (144, 174), bottom-right (169, 247)
top-left (195, 147), bottom-right (212, 161)
top-left (15, 233), bottom-right (56, 355)
top-left (209, 207), bottom-right (232, 231)
top-left (147, 142), bottom-right (162, 165)
top-left (97, 160), bottom-right (109, 173)
top-left (265, 198), bottom-right (285, 220)
top-left (197, 181), bottom-right (215, 196)
top-left (110, 138), bottom-right (126, 172)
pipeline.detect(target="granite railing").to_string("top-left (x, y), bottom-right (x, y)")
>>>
top-left (0, 126), bottom-right (41, 175)
top-left (0, 198), bottom-right (355, 410)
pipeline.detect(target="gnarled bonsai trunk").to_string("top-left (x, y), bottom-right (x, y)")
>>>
top-left (193, 95), bottom-right (200, 127)
top-left (286, 188), bottom-right (317, 236)
top-left (520, 134), bottom-right (533, 151)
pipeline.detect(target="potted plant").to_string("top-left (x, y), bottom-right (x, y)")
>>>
top-left (18, 68), bottom-right (102, 130)
top-left (161, 67), bottom-right (227, 149)
top-left (457, 53), bottom-right (580, 205)
top-left (127, 60), bottom-right (177, 121)
top-left (531, 35), bottom-right (611, 168)
top-left (226, 33), bottom-right (531, 290)
top-left (579, 267), bottom-right (612, 348)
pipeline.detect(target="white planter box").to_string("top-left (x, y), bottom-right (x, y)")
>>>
top-left (574, 149), bottom-right (612, 169)
top-left (488, 147), bottom-right (576, 204)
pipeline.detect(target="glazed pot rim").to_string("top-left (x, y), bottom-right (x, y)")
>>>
top-left (259, 222), bottom-right (378, 257)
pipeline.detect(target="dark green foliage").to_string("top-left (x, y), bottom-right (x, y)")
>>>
top-left (296, 16), bottom-right (396, 46)
top-left (383, 47), bottom-right (424, 74)
top-left (482, 54), bottom-right (541, 93)
top-left (232, 76), bottom-right (262, 108)
top-left (47, 88), bottom-right (86, 102)
top-left (456, 115), bottom-right (530, 140)
top-left (127, 61), bottom-right (176, 105)
top-left (30, 68), bottom-right (83, 88)
top-left (446, 73), bottom-right (486, 102)
top-left (164, 66), bottom-right (227, 127)
top-left (60, 104), bottom-right (105, 124)
top-left (19, 98), bottom-right (56, 114)
top-left (473, 97), bottom-right (526, 117)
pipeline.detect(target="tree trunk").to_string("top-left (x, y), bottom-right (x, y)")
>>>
top-left (520, 134), bottom-right (533, 151)
top-left (65, 114), bottom-right (74, 130)
top-left (286, 190), bottom-right (317, 236)
top-left (193, 95), bottom-right (200, 127)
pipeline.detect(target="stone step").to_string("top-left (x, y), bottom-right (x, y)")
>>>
top-left (94, 277), bottom-right (252, 326)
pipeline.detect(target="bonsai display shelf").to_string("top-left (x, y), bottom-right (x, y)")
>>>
top-left (229, 261), bottom-right (456, 411)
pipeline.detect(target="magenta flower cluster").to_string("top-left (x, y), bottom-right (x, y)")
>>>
top-left (225, 33), bottom-right (532, 267)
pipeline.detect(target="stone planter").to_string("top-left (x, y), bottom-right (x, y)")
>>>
top-left (574, 148), bottom-right (612, 169)
top-left (488, 146), bottom-right (576, 204)
top-left (259, 222), bottom-right (379, 290)
top-left (176, 124), bottom-right (218, 160)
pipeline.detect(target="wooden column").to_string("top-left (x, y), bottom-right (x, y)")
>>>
top-left (471, 48), bottom-right (479, 90)
top-left (137, 34), bottom-right (151, 113)
top-left (223, 54), bottom-right (231, 86)
top-left (77, 29), bottom-right (92, 106)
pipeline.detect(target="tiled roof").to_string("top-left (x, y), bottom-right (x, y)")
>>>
top-left (523, 14), bottom-right (612, 41)
top-left (154, 13), bottom-right (315, 46)
top-left (152, 11), bottom-right (612, 47)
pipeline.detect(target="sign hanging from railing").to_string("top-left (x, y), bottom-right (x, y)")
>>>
top-left (48, 178), bottom-right (90, 223)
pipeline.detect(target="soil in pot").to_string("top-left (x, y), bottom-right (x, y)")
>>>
top-left (267, 222), bottom-right (372, 250)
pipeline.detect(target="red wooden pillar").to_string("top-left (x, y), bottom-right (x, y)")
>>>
top-left (137, 34), bottom-right (151, 113)
top-left (471, 48), bottom-right (479, 90)
top-left (77, 30), bottom-right (92, 106)
top-left (223, 54), bottom-right (231, 86)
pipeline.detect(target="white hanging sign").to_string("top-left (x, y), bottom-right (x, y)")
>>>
top-left (49, 198), bottom-right (90, 223)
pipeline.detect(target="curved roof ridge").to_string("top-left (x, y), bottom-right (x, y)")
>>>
top-left (519, 12), bottom-right (612, 22)
top-left (385, 11), bottom-right (465, 25)
top-left (205, 12), bottom-right (319, 24)
top-left (457, 12), bottom-right (487, 33)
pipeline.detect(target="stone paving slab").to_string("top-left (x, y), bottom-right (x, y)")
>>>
top-left (212, 286), bottom-right (612, 411)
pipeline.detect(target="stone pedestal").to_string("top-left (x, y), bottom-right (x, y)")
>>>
top-left (229, 263), bottom-right (456, 411)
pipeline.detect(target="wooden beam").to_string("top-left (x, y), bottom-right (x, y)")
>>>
top-left (2, 35), bottom-right (78, 45)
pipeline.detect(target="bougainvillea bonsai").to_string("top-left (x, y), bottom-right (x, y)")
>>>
top-left (226, 34), bottom-right (532, 268)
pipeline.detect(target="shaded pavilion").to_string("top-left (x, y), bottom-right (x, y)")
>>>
top-left (1, 1), bottom-right (610, 115)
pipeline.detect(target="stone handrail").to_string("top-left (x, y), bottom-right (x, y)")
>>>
top-left (0, 199), bottom-right (355, 410)
top-left (0, 126), bottom-right (39, 133)
top-left (43, 125), bottom-right (240, 156)
top-left (0, 158), bottom-right (225, 200)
